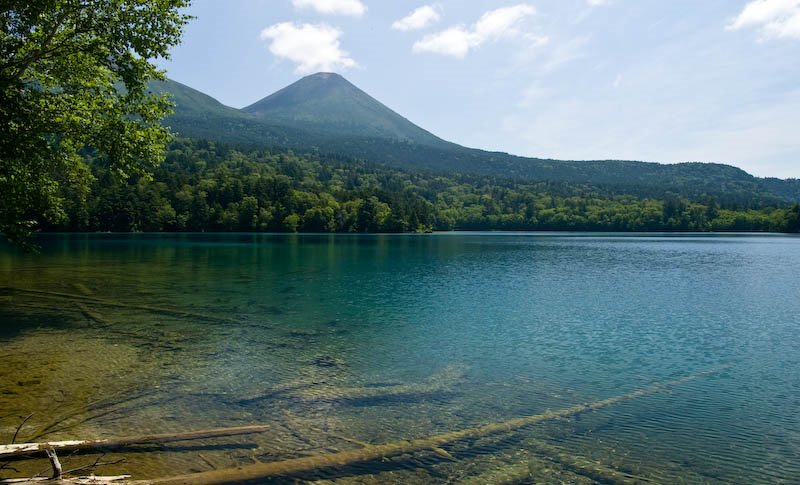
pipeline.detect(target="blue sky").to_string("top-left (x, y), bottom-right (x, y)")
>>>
top-left (157, 0), bottom-right (800, 179)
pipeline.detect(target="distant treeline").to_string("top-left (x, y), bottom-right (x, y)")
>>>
top-left (47, 139), bottom-right (800, 234)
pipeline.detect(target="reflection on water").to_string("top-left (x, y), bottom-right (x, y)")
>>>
top-left (1, 233), bottom-right (799, 483)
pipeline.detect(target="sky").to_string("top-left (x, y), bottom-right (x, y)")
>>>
top-left (156, 0), bottom-right (800, 179)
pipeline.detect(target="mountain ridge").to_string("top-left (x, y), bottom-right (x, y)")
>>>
top-left (151, 73), bottom-right (800, 204)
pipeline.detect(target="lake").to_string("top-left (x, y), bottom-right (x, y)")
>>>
top-left (1, 233), bottom-right (799, 483)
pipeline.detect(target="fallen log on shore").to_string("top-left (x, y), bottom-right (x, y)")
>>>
top-left (0, 475), bottom-right (132, 484)
top-left (144, 367), bottom-right (722, 485)
top-left (0, 425), bottom-right (271, 459)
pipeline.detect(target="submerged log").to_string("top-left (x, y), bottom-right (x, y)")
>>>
top-left (27, 387), bottom-right (164, 442)
top-left (240, 364), bottom-right (467, 405)
top-left (457, 454), bottom-right (537, 485)
top-left (236, 378), bottom-right (326, 404)
top-left (73, 283), bottom-right (94, 296)
top-left (522, 438), bottom-right (652, 485)
top-left (294, 364), bottom-right (466, 403)
top-left (0, 425), bottom-right (271, 459)
top-left (75, 302), bottom-right (110, 327)
top-left (146, 367), bottom-right (723, 485)
top-left (3, 287), bottom-right (243, 324)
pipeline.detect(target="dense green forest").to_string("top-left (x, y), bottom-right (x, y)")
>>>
top-left (46, 139), bottom-right (800, 234)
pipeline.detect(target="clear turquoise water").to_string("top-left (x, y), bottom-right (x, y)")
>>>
top-left (1, 233), bottom-right (799, 483)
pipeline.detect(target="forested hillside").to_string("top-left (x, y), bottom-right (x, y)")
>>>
top-left (151, 75), bottom-right (800, 208)
top-left (33, 76), bottom-right (800, 236)
top-left (48, 139), bottom-right (800, 234)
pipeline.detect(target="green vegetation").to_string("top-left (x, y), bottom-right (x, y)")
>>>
top-left (161, 73), bottom-right (800, 209)
top-left (3, 6), bottom-right (798, 244)
top-left (0, 0), bottom-right (190, 245)
top-left (46, 139), bottom-right (800, 234)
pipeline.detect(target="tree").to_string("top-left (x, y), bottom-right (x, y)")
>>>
top-left (786, 204), bottom-right (800, 233)
top-left (0, 0), bottom-right (191, 245)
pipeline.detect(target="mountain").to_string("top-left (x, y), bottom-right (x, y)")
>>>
top-left (150, 78), bottom-right (244, 120)
top-left (243, 72), bottom-right (446, 146)
top-left (152, 75), bottom-right (800, 205)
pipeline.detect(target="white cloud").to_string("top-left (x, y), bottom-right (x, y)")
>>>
top-left (474, 5), bottom-right (537, 40)
top-left (587, 0), bottom-right (610, 6)
top-left (413, 26), bottom-right (472, 57)
top-left (413, 4), bottom-right (538, 57)
top-left (392, 4), bottom-right (442, 31)
top-left (292, 0), bottom-right (366, 17)
top-left (260, 22), bottom-right (358, 74)
top-left (727, 0), bottom-right (800, 40)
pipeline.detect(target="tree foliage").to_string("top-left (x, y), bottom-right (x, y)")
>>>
top-left (0, 0), bottom-right (191, 245)
top-left (47, 139), bottom-right (800, 235)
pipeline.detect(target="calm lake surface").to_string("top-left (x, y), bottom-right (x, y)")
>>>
top-left (1, 233), bottom-right (799, 483)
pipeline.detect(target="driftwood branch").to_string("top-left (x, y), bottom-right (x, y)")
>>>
top-left (63, 453), bottom-right (126, 477)
top-left (145, 367), bottom-right (723, 485)
top-left (44, 448), bottom-right (62, 479)
top-left (11, 415), bottom-right (34, 445)
top-left (0, 425), bottom-right (270, 459)
top-left (28, 387), bottom-right (168, 442)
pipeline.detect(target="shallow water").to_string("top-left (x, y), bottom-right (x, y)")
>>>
top-left (1, 233), bottom-right (799, 483)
